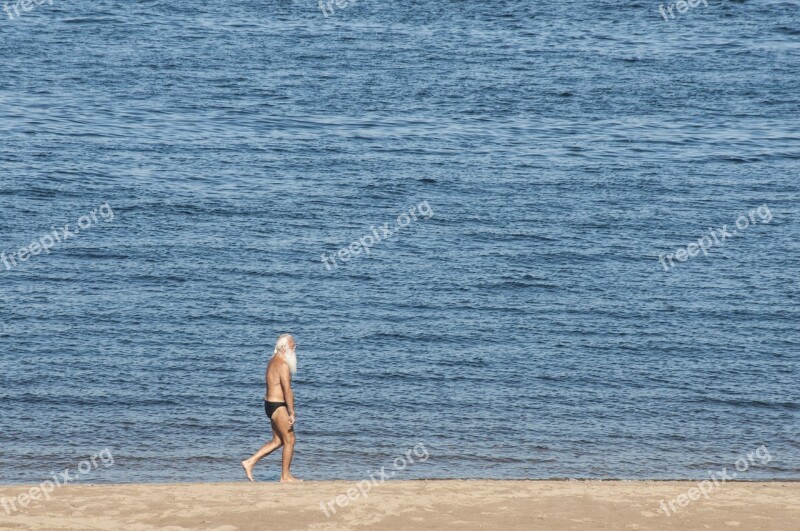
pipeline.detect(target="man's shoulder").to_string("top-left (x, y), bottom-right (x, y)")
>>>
top-left (267, 357), bottom-right (288, 373)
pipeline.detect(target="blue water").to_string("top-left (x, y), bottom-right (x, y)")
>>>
top-left (0, 1), bottom-right (798, 484)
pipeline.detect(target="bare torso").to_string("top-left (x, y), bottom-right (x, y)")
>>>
top-left (265, 357), bottom-right (287, 402)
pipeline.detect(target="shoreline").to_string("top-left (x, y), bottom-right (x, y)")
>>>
top-left (1, 480), bottom-right (798, 530)
top-left (4, 477), bottom-right (800, 486)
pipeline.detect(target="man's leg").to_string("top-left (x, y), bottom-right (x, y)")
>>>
top-left (272, 408), bottom-right (301, 482)
top-left (241, 426), bottom-right (283, 482)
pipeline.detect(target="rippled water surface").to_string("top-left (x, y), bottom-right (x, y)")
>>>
top-left (0, 0), bottom-right (798, 483)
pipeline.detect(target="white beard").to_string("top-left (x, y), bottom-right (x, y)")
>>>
top-left (283, 349), bottom-right (297, 375)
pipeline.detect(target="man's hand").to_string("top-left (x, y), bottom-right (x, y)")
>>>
top-left (288, 413), bottom-right (296, 427)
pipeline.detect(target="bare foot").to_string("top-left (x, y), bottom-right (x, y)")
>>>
top-left (241, 460), bottom-right (255, 482)
top-left (280, 475), bottom-right (303, 483)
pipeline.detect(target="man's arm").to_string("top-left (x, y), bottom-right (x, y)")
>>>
top-left (279, 363), bottom-right (295, 423)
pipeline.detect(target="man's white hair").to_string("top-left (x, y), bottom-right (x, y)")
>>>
top-left (273, 334), bottom-right (297, 374)
top-left (273, 334), bottom-right (294, 356)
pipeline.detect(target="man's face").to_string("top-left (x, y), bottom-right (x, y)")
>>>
top-left (288, 338), bottom-right (296, 352)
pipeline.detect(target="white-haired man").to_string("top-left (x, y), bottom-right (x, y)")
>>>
top-left (242, 334), bottom-right (301, 482)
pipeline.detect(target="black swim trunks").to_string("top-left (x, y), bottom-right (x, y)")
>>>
top-left (265, 400), bottom-right (288, 420)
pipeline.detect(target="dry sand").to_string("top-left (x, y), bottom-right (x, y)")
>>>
top-left (0, 480), bottom-right (797, 530)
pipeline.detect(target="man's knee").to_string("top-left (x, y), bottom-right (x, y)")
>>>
top-left (285, 433), bottom-right (296, 446)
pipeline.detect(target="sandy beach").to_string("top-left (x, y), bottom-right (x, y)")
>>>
top-left (0, 480), bottom-right (797, 530)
